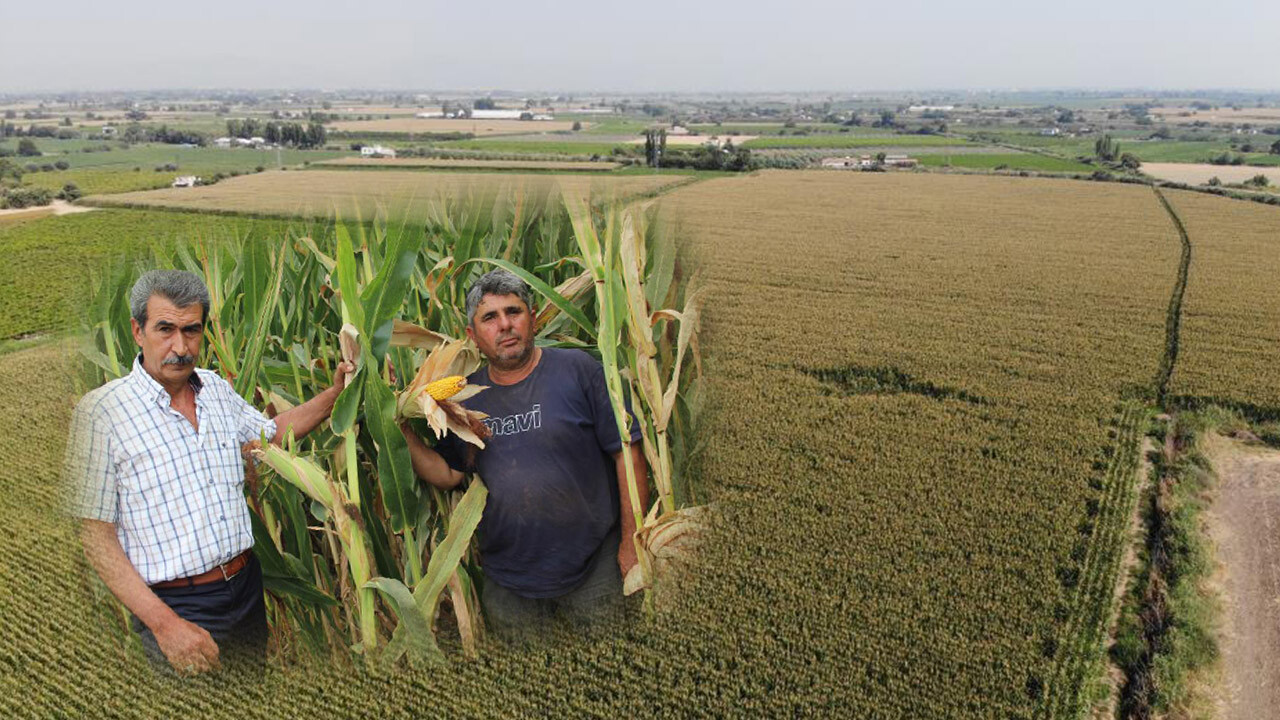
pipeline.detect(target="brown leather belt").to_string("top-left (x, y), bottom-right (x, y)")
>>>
top-left (151, 550), bottom-right (252, 589)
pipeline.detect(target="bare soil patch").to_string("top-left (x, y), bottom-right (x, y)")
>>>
top-left (0, 200), bottom-right (96, 223)
top-left (1149, 107), bottom-right (1280, 125)
top-left (1203, 433), bottom-right (1280, 720)
top-left (1142, 163), bottom-right (1280, 188)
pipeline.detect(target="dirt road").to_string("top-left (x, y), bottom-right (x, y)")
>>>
top-left (1204, 433), bottom-right (1280, 720)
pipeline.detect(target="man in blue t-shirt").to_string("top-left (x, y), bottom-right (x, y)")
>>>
top-left (400, 269), bottom-right (647, 638)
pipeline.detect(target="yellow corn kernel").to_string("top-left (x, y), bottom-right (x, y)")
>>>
top-left (426, 375), bottom-right (466, 401)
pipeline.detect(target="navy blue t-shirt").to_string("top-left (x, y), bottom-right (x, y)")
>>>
top-left (436, 348), bottom-right (642, 598)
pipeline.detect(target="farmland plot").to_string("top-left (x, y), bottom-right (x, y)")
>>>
top-left (1164, 189), bottom-right (1280, 413)
top-left (326, 118), bottom-right (581, 135)
top-left (316, 157), bottom-right (621, 171)
top-left (84, 170), bottom-right (685, 222)
top-left (661, 171), bottom-right (1180, 717)
top-left (9, 172), bottom-right (1273, 719)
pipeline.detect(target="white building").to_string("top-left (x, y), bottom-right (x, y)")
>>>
top-left (361, 144), bottom-right (396, 158)
top-left (172, 176), bottom-right (200, 187)
top-left (214, 137), bottom-right (232, 148)
top-left (100, 126), bottom-right (117, 137)
top-left (471, 109), bottom-right (525, 120)
top-left (821, 155), bottom-right (876, 169)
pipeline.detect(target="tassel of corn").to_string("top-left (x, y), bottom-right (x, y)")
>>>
top-left (426, 375), bottom-right (467, 401)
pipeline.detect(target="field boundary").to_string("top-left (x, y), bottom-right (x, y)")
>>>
top-left (1151, 187), bottom-right (1193, 409)
top-left (1041, 401), bottom-right (1148, 719)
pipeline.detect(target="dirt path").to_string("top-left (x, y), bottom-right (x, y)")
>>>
top-left (0, 199), bottom-right (97, 221)
top-left (1203, 433), bottom-right (1280, 720)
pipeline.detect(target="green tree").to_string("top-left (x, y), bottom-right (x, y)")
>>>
top-left (17, 138), bottom-right (38, 157)
top-left (1270, 139), bottom-right (1280, 155)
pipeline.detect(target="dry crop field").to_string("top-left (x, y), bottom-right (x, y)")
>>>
top-left (3, 170), bottom-right (1277, 717)
top-left (316, 157), bottom-right (621, 171)
top-left (1166, 189), bottom-right (1280, 413)
top-left (84, 169), bottom-right (684, 222)
top-left (1141, 163), bottom-right (1280, 188)
top-left (1148, 106), bottom-right (1280, 125)
top-left (325, 117), bottom-right (582, 135)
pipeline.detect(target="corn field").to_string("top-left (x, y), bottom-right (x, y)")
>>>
top-left (78, 182), bottom-right (705, 664)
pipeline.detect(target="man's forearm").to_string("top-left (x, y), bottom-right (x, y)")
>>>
top-left (616, 443), bottom-right (649, 540)
top-left (80, 519), bottom-right (180, 633)
top-left (400, 424), bottom-right (463, 491)
top-left (270, 384), bottom-right (342, 444)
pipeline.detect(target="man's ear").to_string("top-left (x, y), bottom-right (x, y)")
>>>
top-left (464, 324), bottom-right (475, 343)
top-left (130, 318), bottom-right (144, 346)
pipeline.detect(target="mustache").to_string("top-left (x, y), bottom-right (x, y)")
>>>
top-left (162, 354), bottom-right (196, 366)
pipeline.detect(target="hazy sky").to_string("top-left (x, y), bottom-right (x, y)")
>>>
top-left (3, 0), bottom-right (1278, 93)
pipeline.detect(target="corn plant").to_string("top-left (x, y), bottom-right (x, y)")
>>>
top-left (80, 179), bottom-right (704, 663)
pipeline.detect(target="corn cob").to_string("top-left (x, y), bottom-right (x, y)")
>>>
top-left (426, 375), bottom-right (467, 401)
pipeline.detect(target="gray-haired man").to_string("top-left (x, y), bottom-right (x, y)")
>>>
top-left (400, 269), bottom-right (648, 641)
top-left (66, 270), bottom-right (353, 674)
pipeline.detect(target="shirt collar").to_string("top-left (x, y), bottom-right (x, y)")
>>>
top-left (128, 354), bottom-right (204, 407)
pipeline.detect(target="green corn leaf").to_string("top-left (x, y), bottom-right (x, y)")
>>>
top-left (363, 369), bottom-right (419, 533)
top-left (413, 479), bottom-right (488, 619)
top-left (334, 224), bottom-right (366, 330)
top-left (365, 577), bottom-right (445, 666)
top-left (263, 575), bottom-right (339, 608)
top-left (361, 229), bottom-right (424, 362)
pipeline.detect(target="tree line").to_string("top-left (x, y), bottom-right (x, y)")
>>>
top-left (225, 118), bottom-right (327, 148)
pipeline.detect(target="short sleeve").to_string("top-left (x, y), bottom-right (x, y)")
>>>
top-left (586, 356), bottom-right (642, 454)
top-left (224, 380), bottom-right (277, 443)
top-left (64, 399), bottom-right (120, 523)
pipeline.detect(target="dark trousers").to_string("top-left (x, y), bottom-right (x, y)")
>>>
top-left (482, 529), bottom-right (624, 646)
top-left (133, 554), bottom-right (267, 673)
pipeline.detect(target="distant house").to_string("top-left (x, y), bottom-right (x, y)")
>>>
top-left (471, 109), bottom-right (525, 120)
top-left (172, 176), bottom-right (200, 188)
top-left (361, 144), bottom-right (396, 158)
top-left (234, 137), bottom-right (254, 147)
top-left (821, 155), bottom-right (876, 169)
top-left (415, 111), bottom-right (445, 118)
top-left (214, 137), bottom-right (232, 148)
top-left (669, 125), bottom-right (690, 135)
top-left (248, 136), bottom-right (265, 147)
top-left (100, 126), bottom-right (117, 137)
top-left (1040, 127), bottom-right (1061, 136)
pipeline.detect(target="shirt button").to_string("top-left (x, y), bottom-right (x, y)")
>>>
top-left (220, 515), bottom-right (225, 520)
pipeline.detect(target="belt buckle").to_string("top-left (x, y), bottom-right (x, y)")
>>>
top-left (219, 553), bottom-right (242, 582)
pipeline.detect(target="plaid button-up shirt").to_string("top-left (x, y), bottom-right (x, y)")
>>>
top-left (66, 357), bottom-right (276, 585)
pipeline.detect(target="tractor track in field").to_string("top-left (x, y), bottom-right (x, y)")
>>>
top-left (1150, 186), bottom-right (1192, 410)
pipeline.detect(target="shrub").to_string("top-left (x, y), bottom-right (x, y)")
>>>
top-left (57, 183), bottom-right (82, 201)
top-left (54, 160), bottom-right (69, 170)
top-left (0, 185), bottom-right (53, 209)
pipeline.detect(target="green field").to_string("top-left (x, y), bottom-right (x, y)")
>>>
top-left (433, 139), bottom-right (631, 156)
top-left (8, 144), bottom-right (352, 194)
top-left (917, 153), bottom-right (1096, 172)
top-left (972, 132), bottom-right (1280, 166)
top-left (744, 134), bottom-right (971, 149)
top-left (8, 143), bottom-right (349, 171)
top-left (0, 209), bottom-right (296, 340)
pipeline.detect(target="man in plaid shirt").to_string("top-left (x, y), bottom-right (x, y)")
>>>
top-left (66, 270), bottom-right (353, 675)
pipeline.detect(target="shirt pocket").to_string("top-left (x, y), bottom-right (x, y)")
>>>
top-left (206, 416), bottom-right (247, 482)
